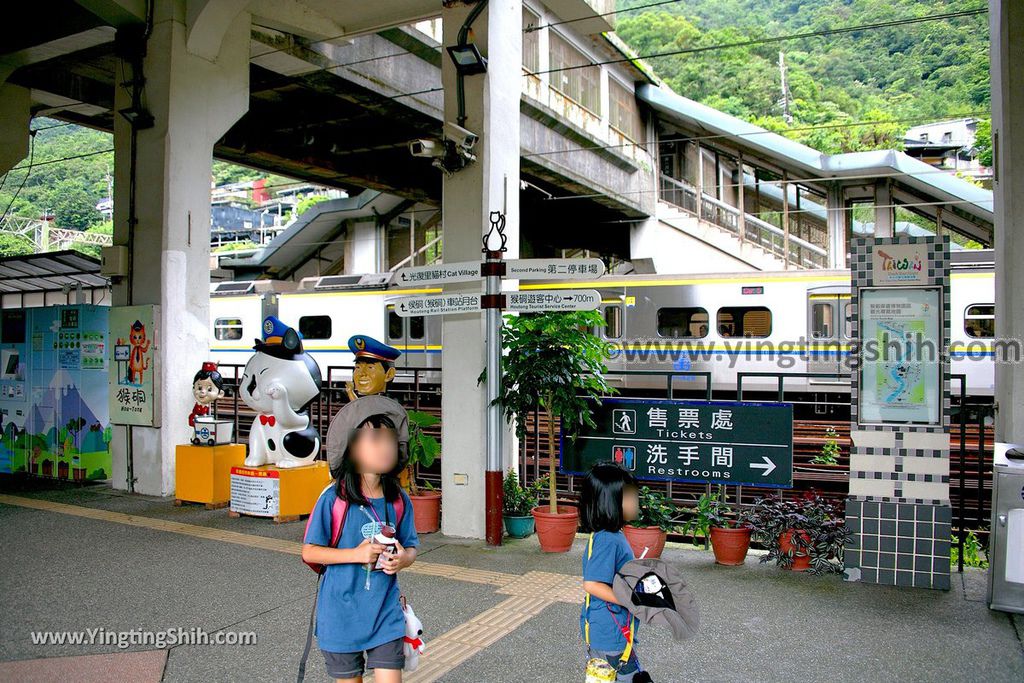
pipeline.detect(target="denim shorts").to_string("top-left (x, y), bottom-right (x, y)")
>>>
top-left (322, 637), bottom-right (405, 679)
top-left (586, 645), bottom-right (641, 682)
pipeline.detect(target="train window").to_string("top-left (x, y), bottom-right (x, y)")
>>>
top-left (603, 306), bottom-right (622, 339)
top-left (214, 318), bottom-right (243, 340)
top-left (717, 306), bottom-right (771, 338)
top-left (657, 307), bottom-right (708, 338)
top-left (810, 303), bottom-right (833, 339)
top-left (964, 304), bottom-right (994, 338)
top-left (388, 310), bottom-right (403, 339)
top-left (299, 315), bottom-right (332, 340)
top-left (409, 316), bottom-right (425, 340)
top-left (843, 303), bottom-right (854, 338)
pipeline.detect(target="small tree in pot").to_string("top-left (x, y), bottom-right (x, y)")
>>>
top-left (745, 491), bottom-right (852, 574)
top-left (501, 469), bottom-right (548, 538)
top-left (405, 410), bottom-right (442, 533)
top-left (623, 486), bottom-right (676, 559)
top-left (679, 486), bottom-right (752, 566)
top-left (487, 310), bottom-right (616, 553)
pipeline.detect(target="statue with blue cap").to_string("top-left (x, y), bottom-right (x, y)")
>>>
top-left (345, 334), bottom-right (401, 401)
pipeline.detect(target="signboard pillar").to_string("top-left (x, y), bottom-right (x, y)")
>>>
top-left (844, 235), bottom-right (952, 590)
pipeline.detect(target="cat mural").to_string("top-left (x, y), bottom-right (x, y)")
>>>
top-left (239, 317), bottom-right (322, 468)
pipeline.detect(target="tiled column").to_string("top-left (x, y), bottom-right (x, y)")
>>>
top-left (844, 235), bottom-right (953, 589)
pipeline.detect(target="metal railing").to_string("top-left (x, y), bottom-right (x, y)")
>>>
top-left (659, 173), bottom-right (828, 269)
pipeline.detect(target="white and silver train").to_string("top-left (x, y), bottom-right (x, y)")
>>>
top-left (208, 250), bottom-right (996, 402)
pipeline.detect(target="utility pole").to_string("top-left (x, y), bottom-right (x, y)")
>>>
top-left (779, 52), bottom-right (793, 125)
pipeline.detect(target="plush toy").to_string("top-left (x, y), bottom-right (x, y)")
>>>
top-left (402, 599), bottom-right (425, 672)
top-left (239, 316), bottom-right (322, 468)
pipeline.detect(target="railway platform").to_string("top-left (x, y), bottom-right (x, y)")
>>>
top-left (1, 478), bottom-right (1020, 683)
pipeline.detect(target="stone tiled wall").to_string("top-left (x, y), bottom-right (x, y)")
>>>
top-left (844, 235), bottom-right (952, 590)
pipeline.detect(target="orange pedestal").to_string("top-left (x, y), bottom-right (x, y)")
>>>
top-left (174, 444), bottom-right (246, 508)
top-left (227, 461), bottom-right (331, 523)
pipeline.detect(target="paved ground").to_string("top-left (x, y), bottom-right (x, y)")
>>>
top-left (0, 478), bottom-right (1021, 682)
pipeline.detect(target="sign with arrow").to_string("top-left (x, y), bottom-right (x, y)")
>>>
top-left (505, 258), bottom-right (606, 280)
top-left (393, 293), bottom-right (482, 317)
top-left (506, 289), bottom-right (601, 313)
top-left (394, 261), bottom-right (482, 286)
top-left (560, 397), bottom-right (793, 488)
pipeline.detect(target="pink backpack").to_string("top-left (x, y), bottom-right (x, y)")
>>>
top-left (302, 484), bottom-right (405, 574)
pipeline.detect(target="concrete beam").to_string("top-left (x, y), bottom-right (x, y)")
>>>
top-left (0, 84), bottom-right (30, 175)
top-left (990, 0), bottom-right (1024, 444)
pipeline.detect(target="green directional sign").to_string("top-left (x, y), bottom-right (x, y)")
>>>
top-left (560, 397), bottom-right (793, 488)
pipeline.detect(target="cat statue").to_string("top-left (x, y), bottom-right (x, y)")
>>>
top-left (239, 316), bottom-right (322, 468)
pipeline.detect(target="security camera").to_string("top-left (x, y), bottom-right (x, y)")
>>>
top-left (409, 139), bottom-right (445, 158)
top-left (444, 122), bottom-right (478, 150)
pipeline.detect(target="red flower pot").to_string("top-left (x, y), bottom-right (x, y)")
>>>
top-left (532, 506), bottom-right (578, 553)
top-left (623, 525), bottom-right (667, 559)
top-left (779, 529), bottom-right (812, 571)
top-left (709, 525), bottom-right (752, 566)
top-left (409, 491), bottom-right (441, 534)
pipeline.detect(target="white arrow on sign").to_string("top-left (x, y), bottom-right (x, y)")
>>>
top-left (505, 258), bottom-right (606, 280)
top-left (393, 293), bottom-right (482, 317)
top-left (394, 261), bottom-right (481, 286)
top-left (506, 289), bottom-right (601, 313)
top-left (750, 456), bottom-right (777, 476)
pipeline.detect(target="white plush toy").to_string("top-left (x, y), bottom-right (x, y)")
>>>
top-left (239, 317), bottom-right (322, 468)
top-left (402, 600), bottom-right (426, 672)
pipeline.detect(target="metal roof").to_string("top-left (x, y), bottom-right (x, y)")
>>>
top-left (0, 249), bottom-right (107, 294)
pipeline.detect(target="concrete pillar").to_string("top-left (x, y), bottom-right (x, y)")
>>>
top-left (347, 218), bottom-right (381, 273)
top-left (0, 83), bottom-right (30, 175)
top-left (826, 183), bottom-right (847, 269)
top-left (439, 0), bottom-right (521, 539)
top-left (991, 0), bottom-right (1024, 444)
top-left (110, 0), bottom-right (249, 496)
top-left (873, 181), bottom-right (894, 238)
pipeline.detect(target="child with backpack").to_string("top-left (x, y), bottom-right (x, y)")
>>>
top-left (580, 462), bottom-right (652, 683)
top-left (301, 413), bottom-right (418, 683)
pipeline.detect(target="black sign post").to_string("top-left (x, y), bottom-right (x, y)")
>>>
top-left (560, 397), bottom-right (794, 488)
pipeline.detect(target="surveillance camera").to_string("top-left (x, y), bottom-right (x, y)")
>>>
top-left (409, 139), bottom-right (445, 158)
top-left (444, 122), bottom-right (478, 150)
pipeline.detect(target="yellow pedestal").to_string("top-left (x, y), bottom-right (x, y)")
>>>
top-left (174, 444), bottom-right (246, 508)
top-left (228, 460), bottom-right (331, 523)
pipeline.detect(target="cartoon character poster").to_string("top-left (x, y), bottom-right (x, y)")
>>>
top-left (108, 305), bottom-right (161, 427)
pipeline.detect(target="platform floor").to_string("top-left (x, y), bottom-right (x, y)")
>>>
top-left (0, 478), bottom-right (1021, 683)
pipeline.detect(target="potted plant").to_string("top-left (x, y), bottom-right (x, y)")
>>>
top-left (501, 469), bottom-right (548, 538)
top-left (679, 486), bottom-right (752, 566)
top-left (405, 409), bottom-right (441, 534)
top-left (489, 310), bottom-right (617, 552)
top-left (623, 486), bottom-right (675, 559)
top-left (745, 491), bottom-right (852, 574)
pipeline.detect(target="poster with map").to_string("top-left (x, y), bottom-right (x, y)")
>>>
top-left (858, 287), bottom-right (942, 425)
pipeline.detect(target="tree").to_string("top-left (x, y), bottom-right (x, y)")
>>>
top-left (975, 119), bottom-right (993, 168)
top-left (0, 233), bottom-right (34, 257)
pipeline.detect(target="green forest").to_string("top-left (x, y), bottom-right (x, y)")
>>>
top-left (614, 0), bottom-right (989, 153)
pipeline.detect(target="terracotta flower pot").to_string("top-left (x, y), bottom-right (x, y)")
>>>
top-left (409, 491), bottom-right (441, 534)
top-left (623, 525), bottom-right (667, 559)
top-left (709, 525), bottom-right (752, 566)
top-left (532, 505), bottom-right (578, 553)
top-left (779, 529), bottom-right (812, 571)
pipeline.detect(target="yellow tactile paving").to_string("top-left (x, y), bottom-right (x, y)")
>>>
top-left (0, 493), bottom-right (584, 682)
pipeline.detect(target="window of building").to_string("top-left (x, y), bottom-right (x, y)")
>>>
top-left (810, 303), bottom-right (833, 339)
top-left (299, 315), bottom-right (332, 340)
top-left (609, 78), bottom-right (641, 142)
top-left (657, 307), bottom-right (708, 338)
top-left (214, 318), bottom-right (243, 341)
top-left (717, 307), bottom-right (772, 338)
top-left (523, 7), bottom-right (540, 73)
top-left (603, 305), bottom-right (622, 339)
top-left (964, 304), bottom-right (994, 338)
top-left (548, 32), bottom-right (601, 115)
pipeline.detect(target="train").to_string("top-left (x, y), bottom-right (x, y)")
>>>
top-left (208, 250), bottom-right (996, 408)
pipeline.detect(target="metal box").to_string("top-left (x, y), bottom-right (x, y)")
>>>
top-left (987, 442), bottom-right (1024, 613)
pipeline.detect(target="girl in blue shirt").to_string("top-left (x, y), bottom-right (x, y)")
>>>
top-left (580, 462), bottom-right (645, 682)
top-left (302, 414), bottom-right (419, 683)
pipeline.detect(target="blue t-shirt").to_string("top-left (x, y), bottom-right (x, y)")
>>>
top-left (303, 487), bottom-right (419, 653)
top-left (580, 530), bottom-right (637, 652)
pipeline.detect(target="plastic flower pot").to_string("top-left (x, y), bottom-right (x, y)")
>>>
top-left (709, 525), bottom-right (752, 566)
top-left (779, 529), bottom-right (812, 571)
top-left (409, 491), bottom-right (441, 534)
top-left (623, 525), bottom-right (667, 559)
top-left (532, 505), bottom-right (578, 552)
top-left (502, 514), bottom-right (535, 539)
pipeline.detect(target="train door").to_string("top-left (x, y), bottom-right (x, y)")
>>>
top-left (384, 305), bottom-right (428, 371)
top-left (806, 289), bottom-right (849, 385)
top-left (597, 298), bottom-right (626, 387)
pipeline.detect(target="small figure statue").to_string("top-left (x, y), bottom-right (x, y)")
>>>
top-left (239, 316), bottom-right (323, 468)
top-left (345, 335), bottom-right (400, 401)
top-left (189, 362), bottom-right (225, 428)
